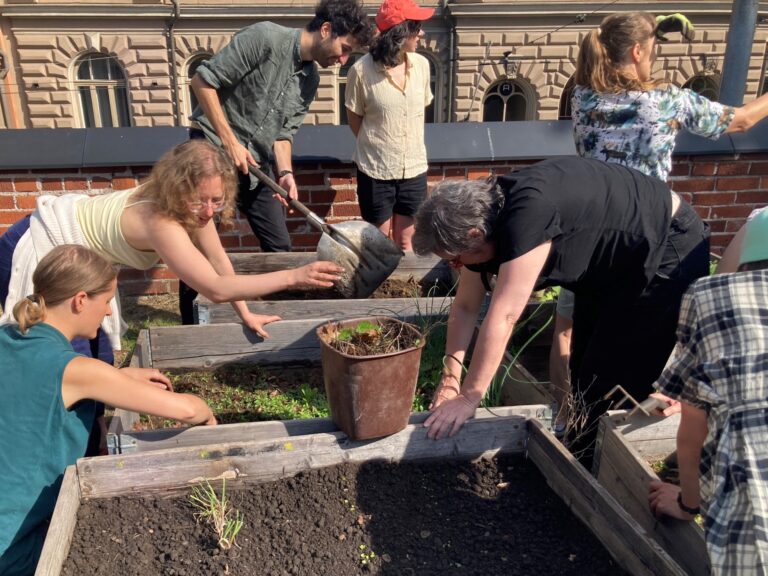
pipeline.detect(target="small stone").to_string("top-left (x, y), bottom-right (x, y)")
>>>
top-left (420, 530), bottom-right (431, 539)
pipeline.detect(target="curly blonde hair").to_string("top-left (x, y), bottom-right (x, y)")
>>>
top-left (575, 12), bottom-right (659, 93)
top-left (134, 139), bottom-right (239, 233)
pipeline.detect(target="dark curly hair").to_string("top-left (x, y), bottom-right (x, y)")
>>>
top-left (307, 0), bottom-right (374, 48)
top-left (370, 20), bottom-right (422, 67)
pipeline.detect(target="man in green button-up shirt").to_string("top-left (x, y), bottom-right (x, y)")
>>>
top-left (190, 0), bottom-right (372, 254)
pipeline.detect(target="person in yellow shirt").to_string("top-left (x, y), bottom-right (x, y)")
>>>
top-left (344, 0), bottom-right (434, 251)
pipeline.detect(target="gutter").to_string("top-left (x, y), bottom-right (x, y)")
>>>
top-left (442, 0), bottom-right (456, 122)
top-left (166, 0), bottom-right (181, 125)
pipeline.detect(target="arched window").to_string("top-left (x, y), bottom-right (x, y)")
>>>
top-left (482, 80), bottom-right (531, 122)
top-left (338, 53), bottom-right (364, 125)
top-left (74, 53), bottom-right (130, 128)
top-left (418, 51), bottom-right (438, 123)
top-left (683, 74), bottom-right (720, 101)
top-left (559, 77), bottom-right (575, 121)
top-left (185, 54), bottom-right (211, 118)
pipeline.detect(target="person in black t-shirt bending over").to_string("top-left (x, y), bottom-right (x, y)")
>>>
top-left (412, 157), bottom-right (709, 455)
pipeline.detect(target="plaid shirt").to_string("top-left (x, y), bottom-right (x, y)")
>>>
top-left (656, 271), bottom-right (768, 574)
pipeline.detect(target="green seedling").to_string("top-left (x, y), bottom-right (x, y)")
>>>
top-left (359, 544), bottom-right (376, 566)
top-left (337, 320), bottom-right (381, 342)
top-left (189, 479), bottom-right (244, 550)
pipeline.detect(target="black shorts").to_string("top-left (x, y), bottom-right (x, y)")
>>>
top-left (356, 169), bottom-right (427, 226)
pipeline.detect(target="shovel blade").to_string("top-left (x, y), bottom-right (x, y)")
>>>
top-left (317, 220), bottom-right (404, 298)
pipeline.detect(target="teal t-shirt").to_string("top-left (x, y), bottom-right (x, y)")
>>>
top-left (0, 323), bottom-right (94, 575)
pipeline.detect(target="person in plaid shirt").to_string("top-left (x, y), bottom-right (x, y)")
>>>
top-left (649, 208), bottom-right (768, 574)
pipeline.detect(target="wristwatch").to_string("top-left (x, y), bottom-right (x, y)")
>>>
top-left (278, 169), bottom-right (293, 178)
top-left (677, 492), bottom-right (700, 515)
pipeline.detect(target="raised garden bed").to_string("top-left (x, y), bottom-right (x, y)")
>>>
top-left (40, 412), bottom-right (685, 575)
top-left (593, 411), bottom-right (708, 575)
top-left (193, 252), bottom-right (455, 325)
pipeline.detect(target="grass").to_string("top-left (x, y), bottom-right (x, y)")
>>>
top-left (189, 479), bottom-right (244, 550)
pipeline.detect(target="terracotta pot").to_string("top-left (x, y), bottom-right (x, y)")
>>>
top-left (317, 316), bottom-right (426, 440)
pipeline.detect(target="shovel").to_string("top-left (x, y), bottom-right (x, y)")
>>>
top-left (249, 166), bottom-right (404, 298)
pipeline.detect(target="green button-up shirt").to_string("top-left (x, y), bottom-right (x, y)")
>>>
top-left (191, 22), bottom-right (320, 189)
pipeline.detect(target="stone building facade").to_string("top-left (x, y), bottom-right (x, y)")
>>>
top-left (0, 0), bottom-right (766, 129)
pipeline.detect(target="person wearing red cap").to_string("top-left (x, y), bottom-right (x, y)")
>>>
top-left (344, 0), bottom-right (435, 251)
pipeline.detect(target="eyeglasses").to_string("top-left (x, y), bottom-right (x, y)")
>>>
top-left (187, 199), bottom-right (226, 214)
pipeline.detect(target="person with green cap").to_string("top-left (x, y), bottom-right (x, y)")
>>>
top-left (648, 207), bottom-right (768, 574)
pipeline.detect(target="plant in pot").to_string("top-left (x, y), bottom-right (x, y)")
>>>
top-left (316, 317), bottom-right (426, 440)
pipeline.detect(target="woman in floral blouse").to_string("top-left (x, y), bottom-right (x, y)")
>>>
top-left (550, 11), bottom-right (768, 435)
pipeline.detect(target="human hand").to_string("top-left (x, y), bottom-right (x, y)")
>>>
top-left (242, 312), bottom-right (282, 339)
top-left (292, 261), bottom-right (344, 290)
top-left (424, 393), bottom-right (479, 440)
top-left (274, 172), bottom-right (297, 214)
top-left (429, 375), bottom-right (460, 410)
top-left (648, 481), bottom-right (694, 521)
top-left (649, 392), bottom-right (682, 417)
top-left (223, 139), bottom-right (258, 175)
top-left (203, 411), bottom-right (218, 426)
top-left (120, 367), bottom-right (174, 391)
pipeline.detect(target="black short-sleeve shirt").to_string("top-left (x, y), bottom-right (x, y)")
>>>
top-left (466, 157), bottom-right (672, 299)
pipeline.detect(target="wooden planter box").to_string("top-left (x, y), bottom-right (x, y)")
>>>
top-left (194, 252), bottom-right (454, 325)
top-left (40, 411), bottom-right (686, 576)
top-left (593, 411), bottom-right (709, 575)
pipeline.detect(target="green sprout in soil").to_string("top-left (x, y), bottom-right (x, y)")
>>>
top-left (336, 320), bottom-right (381, 342)
top-left (358, 544), bottom-right (376, 566)
top-left (189, 479), bottom-right (244, 550)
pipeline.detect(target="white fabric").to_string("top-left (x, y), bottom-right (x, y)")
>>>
top-left (0, 194), bottom-right (125, 350)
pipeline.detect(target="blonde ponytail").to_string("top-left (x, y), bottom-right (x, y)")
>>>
top-left (13, 294), bottom-right (47, 334)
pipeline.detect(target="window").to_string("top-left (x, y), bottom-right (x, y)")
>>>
top-left (482, 80), bottom-right (531, 122)
top-left (74, 53), bottom-right (130, 128)
top-left (559, 77), bottom-right (575, 120)
top-left (338, 53), bottom-right (363, 125)
top-left (186, 54), bottom-right (211, 117)
top-left (682, 74), bottom-right (720, 101)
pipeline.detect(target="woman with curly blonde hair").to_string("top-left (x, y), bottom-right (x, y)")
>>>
top-left (0, 139), bottom-right (342, 361)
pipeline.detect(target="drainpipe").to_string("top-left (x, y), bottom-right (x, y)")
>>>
top-left (441, 0), bottom-right (456, 123)
top-left (719, 0), bottom-right (758, 106)
top-left (166, 0), bottom-right (181, 125)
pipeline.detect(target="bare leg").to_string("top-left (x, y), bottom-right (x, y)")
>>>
top-left (392, 214), bottom-right (416, 251)
top-left (377, 218), bottom-right (392, 241)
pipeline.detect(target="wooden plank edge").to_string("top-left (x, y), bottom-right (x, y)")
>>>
top-left (113, 405), bottom-right (549, 454)
top-left (76, 415), bottom-right (533, 499)
top-left (34, 466), bottom-right (80, 576)
top-left (595, 429), bottom-right (709, 575)
top-left (526, 419), bottom-right (687, 576)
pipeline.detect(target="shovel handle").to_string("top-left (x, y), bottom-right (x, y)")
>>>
top-left (248, 165), bottom-right (328, 233)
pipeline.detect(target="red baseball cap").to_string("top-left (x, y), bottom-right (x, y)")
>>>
top-left (375, 0), bottom-right (435, 33)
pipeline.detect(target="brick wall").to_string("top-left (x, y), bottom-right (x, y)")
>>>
top-left (1, 153), bottom-right (766, 295)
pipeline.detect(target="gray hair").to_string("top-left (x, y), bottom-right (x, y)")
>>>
top-left (412, 178), bottom-right (504, 256)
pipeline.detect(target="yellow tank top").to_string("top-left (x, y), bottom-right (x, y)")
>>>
top-left (75, 186), bottom-right (161, 270)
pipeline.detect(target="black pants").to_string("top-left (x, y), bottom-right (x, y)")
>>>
top-left (569, 202), bottom-right (710, 461)
top-left (180, 132), bottom-right (292, 324)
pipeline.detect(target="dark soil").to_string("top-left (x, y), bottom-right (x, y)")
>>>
top-left (62, 454), bottom-right (626, 576)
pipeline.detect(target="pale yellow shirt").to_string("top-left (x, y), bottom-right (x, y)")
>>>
top-left (345, 52), bottom-right (433, 181)
top-left (76, 186), bottom-right (161, 270)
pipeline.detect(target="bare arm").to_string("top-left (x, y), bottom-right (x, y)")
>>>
top-left (191, 74), bottom-right (256, 174)
top-left (726, 92), bottom-right (768, 133)
top-left (194, 223), bottom-right (282, 337)
top-left (347, 110), bottom-right (363, 137)
top-left (148, 218), bottom-right (341, 303)
top-left (425, 242), bottom-right (552, 439)
top-left (716, 221), bottom-right (747, 273)
top-left (273, 139), bottom-right (298, 203)
top-left (430, 268), bottom-right (487, 407)
top-left (62, 357), bottom-right (216, 426)
top-left (648, 402), bottom-right (707, 520)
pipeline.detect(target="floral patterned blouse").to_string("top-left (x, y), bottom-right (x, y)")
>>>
top-left (572, 85), bottom-right (735, 181)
